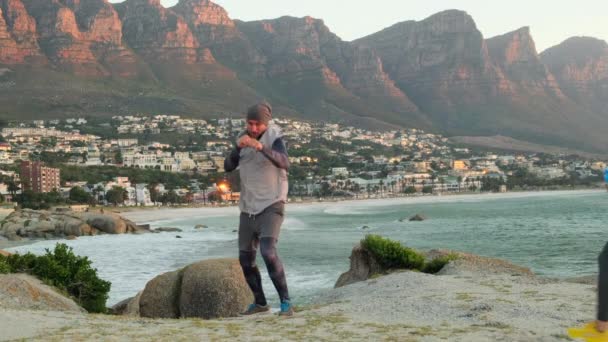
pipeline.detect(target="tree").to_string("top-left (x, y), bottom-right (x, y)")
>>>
top-left (404, 186), bottom-right (417, 194)
top-left (147, 183), bottom-right (160, 203)
top-left (7, 180), bottom-right (19, 198)
top-left (114, 151), bottom-right (123, 164)
top-left (105, 186), bottom-right (127, 206)
top-left (69, 186), bottom-right (93, 204)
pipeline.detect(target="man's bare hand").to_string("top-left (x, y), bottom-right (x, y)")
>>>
top-left (238, 135), bottom-right (262, 150)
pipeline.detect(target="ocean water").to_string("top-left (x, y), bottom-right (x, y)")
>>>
top-left (7, 190), bottom-right (608, 306)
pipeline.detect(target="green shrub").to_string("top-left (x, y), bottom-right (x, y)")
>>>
top-left (422, 253), bottom-right (459, 274)
top-left (2, 244), bottom-right (111, 313)
top-left (361, 235), bottom-right (425, 270)
top-left (0, 256), bottom-right (9, 274)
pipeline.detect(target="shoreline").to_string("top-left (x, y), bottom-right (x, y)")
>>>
top-left (119, 188), bottom-right (603, 223)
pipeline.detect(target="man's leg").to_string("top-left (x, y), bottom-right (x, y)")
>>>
top-left (258, 202), bottom-right (292, 316)
top-left (597, 242), bottom-right (608, 331)
top-left (238, 213), bottom-right (266, 307)
top-left (260, 237), bottom-right (290, 303)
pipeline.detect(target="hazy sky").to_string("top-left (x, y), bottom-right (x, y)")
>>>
top-left (109, 0), bottom-right (608, 52)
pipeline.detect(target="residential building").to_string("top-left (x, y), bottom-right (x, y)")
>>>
top-left (20, 161), bottom-right (60, 193)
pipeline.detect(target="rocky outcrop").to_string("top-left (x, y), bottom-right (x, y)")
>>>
top-left (0, 250), bottom-right (11, 256)
top-left (0, 273), bottom-right (85, 312)
top-left (335, 245), bottom-right (535, 288)
top-left (0, 209), bottom-right (149, 241)
top-left (134, 258), bottom-right (252, 319)
top-left (428, 249), bottom-right (534, 277)
top-left (335, 244), bottom-right (383, 288)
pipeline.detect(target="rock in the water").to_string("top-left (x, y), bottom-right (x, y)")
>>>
top-left (0, 274), bottom-right (85, 312)
top-left (139, 271), bottom-right (182, 319)
top-left (335, 244), bottom-right (384, 288)
top-left (175, 235), bottom-right (182, 239)
top-left (0, 209), bottom-right (149, 241)
top-left (361, 225), bottom-right (370, 230)
top-left (194, 224), bottom-right (208, 229)
top-left (179, 259), bottom-right (252, 319)
top-left (154, 227), bottom-right (183, 233)
top-left (409, 214), bottom-right (426, 221)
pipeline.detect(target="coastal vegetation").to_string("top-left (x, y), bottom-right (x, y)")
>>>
top-left (0, 243), bottom-right (111, 313)
top-left (361, 235), bottom-right (458, 274)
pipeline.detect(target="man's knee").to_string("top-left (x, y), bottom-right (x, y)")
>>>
top-left (260, 238), bottom-right (277, 262)
top-left (239, 250), bottom-right (257, 268)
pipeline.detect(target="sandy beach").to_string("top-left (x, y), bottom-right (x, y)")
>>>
top-left (120, 189), bottom-right (602, 224)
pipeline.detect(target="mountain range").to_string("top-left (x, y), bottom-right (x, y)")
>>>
top-left (0, 0), bottom-right (607, 152)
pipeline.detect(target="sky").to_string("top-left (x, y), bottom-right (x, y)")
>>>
top-left (109, 0), bottom-right (608, 52)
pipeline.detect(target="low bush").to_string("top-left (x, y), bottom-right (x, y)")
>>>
top-left (422, 253), bottom-right (459, 274)
top-left (0, 243), bottom-right (111, 313)
top-left (361, 235), bottom-right (425, 270)
top-left (361, 235), bottom-right (458, 274)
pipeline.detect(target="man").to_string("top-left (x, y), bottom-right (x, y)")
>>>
top-left (597, 243), bottom-right (608, 332)
top-left (224, 102), bottom-right (293, 316)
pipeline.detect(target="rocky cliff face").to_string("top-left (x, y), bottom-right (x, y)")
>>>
top-left (486, 27), bottom-right (565, 99)
top-left (115, 0), bottom-right (236, 83)
top-left (0, 0), bottom-right (45, 64)
top-left (356, 10), bottom-right (504, 115)
top-left (541, 37), bottom-right (608, 113)
top-left (0, 1), bottom-right (607, 152)
top-left (237, 16), bottom-right (426, 128)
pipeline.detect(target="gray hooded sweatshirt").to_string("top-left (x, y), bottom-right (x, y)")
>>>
top-left (225, 123), bottom-right (289, 215)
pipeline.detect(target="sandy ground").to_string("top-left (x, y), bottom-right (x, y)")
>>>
top-left (0, 270), bottom-right (594, 341)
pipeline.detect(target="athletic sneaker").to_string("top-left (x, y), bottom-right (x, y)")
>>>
top-left (240, 303), bottom-right (270, 315)
top-left (279, 300), bottom-right (294, 316)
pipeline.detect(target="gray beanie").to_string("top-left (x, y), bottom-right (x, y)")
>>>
top-left (246, 102), bottom-right (272, 124)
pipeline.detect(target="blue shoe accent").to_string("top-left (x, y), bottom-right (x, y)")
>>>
top-left (279, 300), bottom-right (294, 316)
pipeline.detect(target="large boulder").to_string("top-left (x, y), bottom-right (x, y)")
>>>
top-left (130, 258), bottom-right (252, 319)
top-left (0, 250), bottom-right (11, 257)
top-left (179, 259), bottom-right (253, 319)
top-left (139, 270), bottom-right (182, 319)
top-left (0, 274), bottom-right (85, 312)
top-left (335, 244), bottom-right (384, 288)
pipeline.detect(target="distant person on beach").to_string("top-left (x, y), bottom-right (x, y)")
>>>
top-left (597, 243), bottom-right (608, 332)
top-left (224, 102), bottom-right (293, 316)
